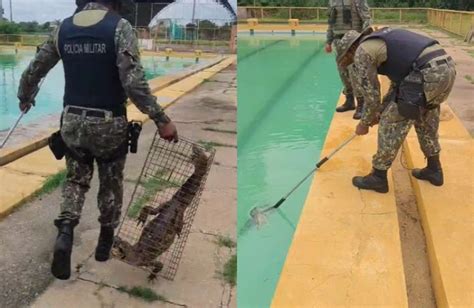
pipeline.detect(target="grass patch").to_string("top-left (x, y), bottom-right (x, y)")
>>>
top-left (127, 170), bottom-right (181, 218)
top-left (222, 254), bottom-right (237, 286)
top-left (465, 75), bottom-right (474, 85)
top-left (117, 286), bottom-right (165, 303)
top-left (203, 127), bottom-right (237, 134)
top-left (34, 170), bottom-right (67, 197)
top-left (216, 235), bottom-right (236, 249)
top-left (198, 140), bottom-right (236, 151)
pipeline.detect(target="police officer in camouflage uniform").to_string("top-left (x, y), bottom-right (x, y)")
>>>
top-left (326, 0), bottom-right (371, 119)
top-left (336, 27), bottom-right (456, 193)
top-left (18, 0), bottom-right (178, 280)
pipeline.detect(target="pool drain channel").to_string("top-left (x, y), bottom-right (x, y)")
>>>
top-left (392, 155), bottom-right (436, 307)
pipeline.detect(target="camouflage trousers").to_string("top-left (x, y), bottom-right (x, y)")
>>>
top-left (334, 38), bottom-right (356, 96)
top-left (57, 106), bottom-right (128, 228)
top-left (373, 60), bottom-right (456, 170)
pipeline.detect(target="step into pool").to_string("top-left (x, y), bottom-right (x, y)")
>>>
top-left (0, 50), bottom-right (205, 131)
top-left (238, 33), bottom-right (342, 308)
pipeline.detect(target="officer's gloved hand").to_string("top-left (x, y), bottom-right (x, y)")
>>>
top-left (157, 121), bottom-right (179, 143)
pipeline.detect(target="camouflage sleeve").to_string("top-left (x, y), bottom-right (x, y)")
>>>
top-left (353, 47), bottom-right (380, 126)
top-left (17, 27), bottom-right (61, 104)
top-left (115, 19), bottom-right (171, 125)
top-left (355, 0), bottom-right (372, 30)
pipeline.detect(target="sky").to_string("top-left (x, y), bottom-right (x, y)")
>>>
top-left (2, 0), bottom-right (76, 23)
top-left (1, 0), bottom-right (238, 24)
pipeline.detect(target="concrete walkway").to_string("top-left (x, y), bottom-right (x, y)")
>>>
top-left (0, 67), bottom-right (236, 308)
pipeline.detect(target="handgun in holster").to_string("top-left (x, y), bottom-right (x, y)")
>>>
top-left (48, 131), bottom-right (67, 160)
top-left (128, 121), bottom-right (143, 154)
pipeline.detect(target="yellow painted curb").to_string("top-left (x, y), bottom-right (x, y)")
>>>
top-left (403, 104), bottom-right (474, 307)
top-left (0, 55), bottom-right (235, 219)
top-left (271, 93), bottom-right (408, 307)
top-left (0, 55), bottom-right (230, 166)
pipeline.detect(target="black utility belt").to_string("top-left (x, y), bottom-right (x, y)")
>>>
top-left (415, 49), bottom-right (448, 70)
top-left (419, 56), bottom-right (452, 71)
top-left (48, 121), bottom-right (143, 162)
top-left (65, 105), bottom-right (126, 118)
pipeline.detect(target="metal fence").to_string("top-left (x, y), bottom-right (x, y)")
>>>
top-left (0, 34), bottom-right (49, 46)
top-left (238, 7), bottom-right (474, 38)
top-left (427, 9), bottom-right (474, 38)
top-left (113, 135), bottom-right (215, 281)
top-left (143, 22), bottom-right (235, 53)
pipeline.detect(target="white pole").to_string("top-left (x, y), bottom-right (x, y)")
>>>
top-left (9, 0), bottom-right (12, 22)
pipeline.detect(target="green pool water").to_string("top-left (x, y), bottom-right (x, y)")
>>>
top-left (237, 34), bottom-right (342, 308)
top-left (0, 50), bottom-right (202, 131)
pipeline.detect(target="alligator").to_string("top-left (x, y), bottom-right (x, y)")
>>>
top-left (113, 146), bottom-right (209, 280)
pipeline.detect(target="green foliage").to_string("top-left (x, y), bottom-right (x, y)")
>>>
top-left (0, 21), bottom-right (52, 34)
top-left (216, 235), bottom-right (237, 248)
top-left (117, 286), bottom-right (166, 303)
top-left (222, 254), bottom-right (237, 286)
top-left (0, 21), bottom-right (21, 34)
top-left (34, 171), bottom-right (67, 197)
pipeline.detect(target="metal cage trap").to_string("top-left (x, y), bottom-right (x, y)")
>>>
top-left (112, 132), bottom-right (215, 281)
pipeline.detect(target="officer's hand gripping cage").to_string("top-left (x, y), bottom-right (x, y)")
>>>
top-left (112, 133), bottom-right (215, 280)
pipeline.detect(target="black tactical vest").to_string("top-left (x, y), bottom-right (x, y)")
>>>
top-left (58, 11), bottom-right (127, 113)
top-left (361, 28), bottom-right (438, 82)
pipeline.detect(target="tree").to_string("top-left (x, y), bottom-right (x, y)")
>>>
top-left (0, 21), bottom-right (20, 34)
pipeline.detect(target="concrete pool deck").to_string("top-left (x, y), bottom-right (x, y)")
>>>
top-left (272, 74), bottom-right (473, 307)
top-left (0, 55), bottom-right (236, 218)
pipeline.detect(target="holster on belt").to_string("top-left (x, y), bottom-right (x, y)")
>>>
top-left (396, 49), bottom-right (447, 120)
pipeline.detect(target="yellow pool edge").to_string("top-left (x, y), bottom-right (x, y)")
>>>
top-left (272, 74), bottom-right (473, 307)
top-left (0, 55), bottom-right (236, 219)
top-left (271, 82), bottom-right (409, 307)
top-left (403, 105), bottom-right (474, 307)
top-left (0, 54), bottom-right (228, 166)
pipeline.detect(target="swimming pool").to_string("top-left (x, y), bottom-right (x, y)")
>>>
top-left (237, 33), bottom-right (342, 308)
top-left (0, 50), bottom-right (202, 131)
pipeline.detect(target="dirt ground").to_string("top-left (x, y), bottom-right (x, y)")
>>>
top-left (0, 66), bottom-right (237, 308)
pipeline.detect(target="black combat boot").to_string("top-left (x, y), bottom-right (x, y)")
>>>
top-left (352, 168), bottom-right (389, 193)
top-left (412, 155), bottom-right (444, 186)
top-left (353, 97), bottom-right (364, 120)
top-left (95, 226), bottom-right (115, 262)
top-left (336, 94), bottom-right (356, 113)
top-left (51, 219), bottom-right (78, 280)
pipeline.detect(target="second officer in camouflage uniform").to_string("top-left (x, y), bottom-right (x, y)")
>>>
top-left (18, 0), bottom-right (178, 280)
top-left (326, 0), bottom-right (371, 119)
top-left (336, 27), bottom-right (456, 193)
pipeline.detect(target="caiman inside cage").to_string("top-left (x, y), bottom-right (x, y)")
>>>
top-left (112, 132), bottom-right (215, 281)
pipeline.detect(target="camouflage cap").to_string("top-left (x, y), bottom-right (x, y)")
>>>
top-left (336, 27), bottom-right (374, 64)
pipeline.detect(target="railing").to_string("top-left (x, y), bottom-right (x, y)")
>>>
top-left (0, 34), bottom-right (49, 46)
top-left (238, 7), bottom-right (474, 37)
top-left (427, 9), bottom-right (474, 38)
top-left (147, 26), bottom-right (234, 53)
